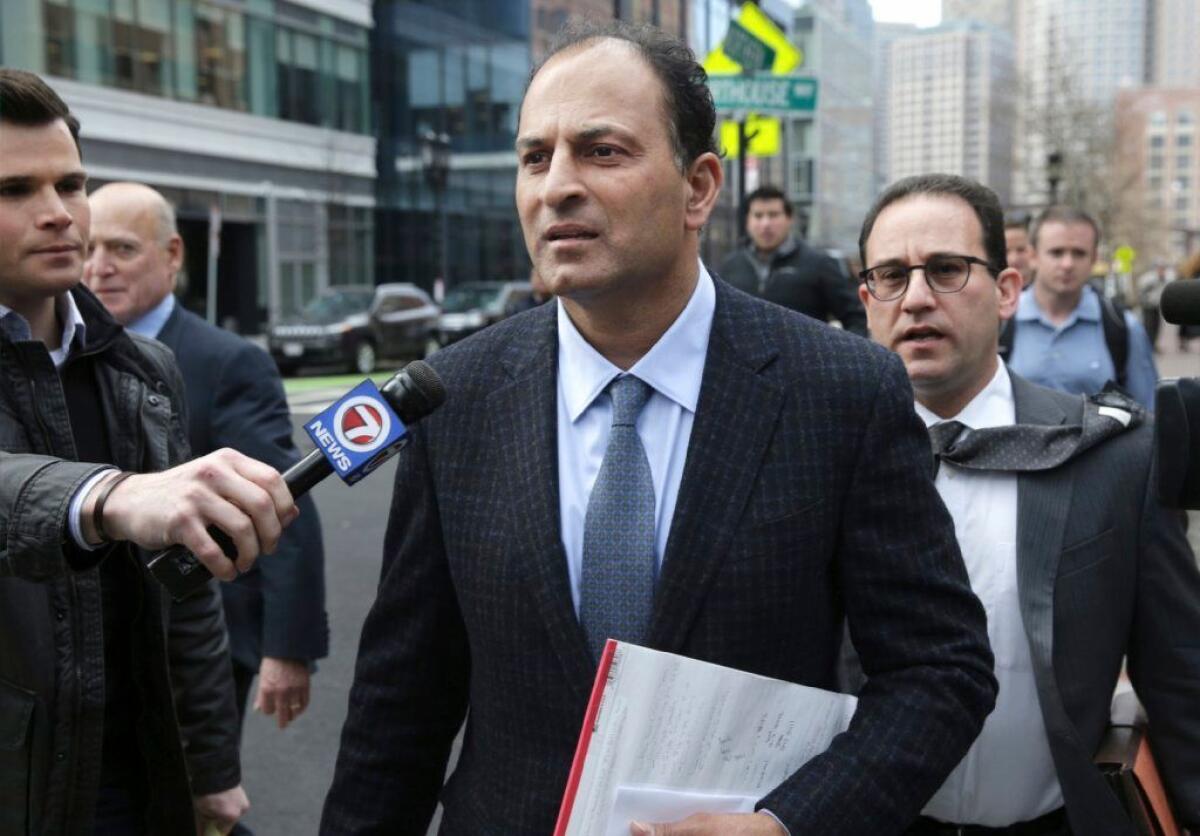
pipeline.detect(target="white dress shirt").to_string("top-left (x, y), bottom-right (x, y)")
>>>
top-left (556, 262), bottom-right (715, 614)
top-left (916, 362), bottom-right (1063, 826)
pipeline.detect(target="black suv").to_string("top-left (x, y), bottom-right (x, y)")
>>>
top-left (434, 281), bottom-right (535, 347)
top-left (268, 284), bottom-right (439, 375)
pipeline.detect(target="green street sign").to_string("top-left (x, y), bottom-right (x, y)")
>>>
top-left (722, 19), bottom-right (776, 72)
top-left (708, 76), bottom-right (818, 112)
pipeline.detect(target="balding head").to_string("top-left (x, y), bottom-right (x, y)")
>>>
top-left (84, 182), bottom-right (183, 325)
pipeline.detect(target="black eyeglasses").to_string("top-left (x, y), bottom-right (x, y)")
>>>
top-left (859, 255), bottom-right (997, 302)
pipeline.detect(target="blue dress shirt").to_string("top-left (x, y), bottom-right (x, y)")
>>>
top-left (1008, 285), bottom-right (1158, 409)
top-left (556, 262), bottom-right (715, 615)
top-left (125, 292), bottom-right (175, 339)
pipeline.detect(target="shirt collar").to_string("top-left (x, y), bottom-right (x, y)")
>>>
top-left (126, 293), bottom-right (176, 339)
top-left (1016, 284), bottom-right (1100, 324)
top-left (0, 292), bottom-right (88, 365)
top-left (914, 360), bottom-right (1015, 430)
top-left (558, 260), bottom-right (716, 422)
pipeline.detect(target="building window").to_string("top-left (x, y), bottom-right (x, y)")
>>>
top-left (1178, 134), bottom-right (1193, 148)
top-left (277, 29), bottom-right (320, 125)
top-left (1150, 134), bottom-right (1166, 149)
top-left (1150, 154), bottom-right (1165, 170)
top-left (43, 1), bottom-right (75, 78)
top-left (194, 2), bottom-right (246, 110)
top-left (112, 0), bottom-right (171, 96)
top-left (1179, 154), bottom-right (1192, 169)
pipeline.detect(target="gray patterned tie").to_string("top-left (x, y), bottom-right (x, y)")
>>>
top-left (929, 394), bottom-right (1142, 476)
top-left (581, 375), bottom-right (656, 662)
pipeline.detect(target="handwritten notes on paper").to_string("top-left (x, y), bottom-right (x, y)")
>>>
top-left (559, 642), bottom-right (858, 836)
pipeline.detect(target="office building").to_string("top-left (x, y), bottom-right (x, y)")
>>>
top-left (887, 22), bottom-right (1015, 204)
top-left (1, 0), bottom-right (374, 332)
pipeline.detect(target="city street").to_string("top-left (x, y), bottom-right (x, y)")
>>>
top-left (237, 332), bottom-right (1200, 833)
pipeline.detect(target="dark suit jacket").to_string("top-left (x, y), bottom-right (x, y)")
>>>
top-left (157, 304), bottom-right (328, 669)
top-left (1007, 373), bottom-right (1200, 834)
top-left (321, 279), bottom-right (996, 835)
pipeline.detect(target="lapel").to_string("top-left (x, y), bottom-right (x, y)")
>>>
top-left (1012, 371), bottom-right (1130, 832)
top-left (487, 304), bottom-right (597, 695)
top-left (1012, 370), bottom-right (1072, 671)
top-left (646, 282), bottom-right (784, 652)
top-left (155, 302), bottom-right (185, 352)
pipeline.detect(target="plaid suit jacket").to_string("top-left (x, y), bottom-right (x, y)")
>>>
top-left (321, 279), bottom-right (997, 835)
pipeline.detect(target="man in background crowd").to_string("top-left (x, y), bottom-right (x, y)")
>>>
top-left (719, 185), bottom-right (867, 335)
top-left (1005, 213), bottom-right (1034, 288)
top-left (1005, 206), bottom-right (1158, 409)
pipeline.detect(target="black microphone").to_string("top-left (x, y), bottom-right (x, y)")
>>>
top-left (1160, 280), bottom-right (1200, 326)
top-left (147, 361), bottom-right (446, 600)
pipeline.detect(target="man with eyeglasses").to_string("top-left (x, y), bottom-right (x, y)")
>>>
top-left (856, 173), bottom-right (1200, 836)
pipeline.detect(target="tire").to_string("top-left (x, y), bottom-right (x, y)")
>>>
top-left (350, 339), bottom-right (377, 375)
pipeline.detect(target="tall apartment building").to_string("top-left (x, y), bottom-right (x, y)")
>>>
top-left (942, 0), bottom-right (1015, 33)
top-left (784, 0), bottom-right (875, 254)
top-left (872, 21), bottom-right (917, 191)
top-left (1013, 0), bottom-right (1149, 206)
top-left (1116, 87), bottom-right (1200, 259)
top-left (887, 22), bottom-right (1015, 204)
top-left (1151, 0), bottom-right (1200, 86)
top-left (1, 0), bottom-right (374, 332)
top-left (373, 0), bottom-right (738, 288)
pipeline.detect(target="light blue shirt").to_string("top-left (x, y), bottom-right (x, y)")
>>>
top-left (556, 262), bottom-right (715, 615)
top-left (126, 292), bottom-right (175, 339)
top-left (0, 292), bottom-right (110, 549)
top-left (1008, 285), bottom-right (1158, 410)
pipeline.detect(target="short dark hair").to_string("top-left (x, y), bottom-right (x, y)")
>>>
top-left (1004, 211), bottom-right (1030, 233)
top-left (0, 68), bottom-right (81, 156)
top-left (745, 185), bottom-right (793, 217)
top-left (531, 20), bottom-right (717, 171)
top-left (1030, 205), bottom-right (1100, 251)
top-left (858, 174), bottom-right (1007, 271)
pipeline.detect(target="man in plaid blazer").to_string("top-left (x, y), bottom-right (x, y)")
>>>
top-left (321, 21), bottom-right (996, 836)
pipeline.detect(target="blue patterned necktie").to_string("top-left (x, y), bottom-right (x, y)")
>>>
top-left (580, 374), bottom-right (656, 662)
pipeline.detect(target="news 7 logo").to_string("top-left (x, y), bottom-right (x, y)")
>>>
top-left (335, 396), bottom-right (392, 452)
top-left (305, 381), bottom-right (407, 484)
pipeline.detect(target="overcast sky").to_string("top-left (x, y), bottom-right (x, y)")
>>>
top-left (869, 0), bottom-right (942, 27)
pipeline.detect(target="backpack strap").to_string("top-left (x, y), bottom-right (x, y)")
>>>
top-left (1098, 295), bottom-right (1130, 388)
top-left (998, 316), bottom-right (1016, 361)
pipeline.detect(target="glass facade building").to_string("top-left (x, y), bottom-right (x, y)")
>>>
top-left (1, 0), bottom-right (374, 332)
top-left (372, 0), bottom-right (738, 290)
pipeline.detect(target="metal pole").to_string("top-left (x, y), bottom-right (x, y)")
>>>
top-left (439, 185), bottom-right (450, 287)
top-left (738, 118), bottom-right (748, 213)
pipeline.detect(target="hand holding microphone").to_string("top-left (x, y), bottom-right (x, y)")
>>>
top-left (143, 361), bottom-right (446, 599)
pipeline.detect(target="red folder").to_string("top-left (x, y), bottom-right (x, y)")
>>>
top-left (554, 639), bottom-right (619, 836)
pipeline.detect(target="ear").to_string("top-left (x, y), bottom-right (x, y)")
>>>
top-left (995, 266), bottom-right (1022, 321)
top-left (166, 235), bottom-right (185, 287)
top-left (683, 151), bottom-right (724, 232)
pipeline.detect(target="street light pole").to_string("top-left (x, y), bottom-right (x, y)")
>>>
top-left (1046, 150), bottom-right (1064, 206)
top-left (421, 130), bottom-right (451, 289)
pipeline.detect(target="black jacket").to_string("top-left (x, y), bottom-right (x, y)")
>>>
top-left (0, 286), bottom-right (240, 836)
top-left (157, 304), bottom-right (328, 671)
top-left (718, 238), bottom-right (868, 335)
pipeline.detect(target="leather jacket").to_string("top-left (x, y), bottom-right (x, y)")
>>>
top-left (0, 286), bottom-right (240, 836)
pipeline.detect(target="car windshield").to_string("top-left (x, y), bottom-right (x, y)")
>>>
top-left (441, 284), bottom-right (504, 313)
top-left (301, 289), bottom-right (374, 320)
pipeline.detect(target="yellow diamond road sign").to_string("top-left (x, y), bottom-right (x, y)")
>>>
top-left (703, 1), bottom-right (802, 77)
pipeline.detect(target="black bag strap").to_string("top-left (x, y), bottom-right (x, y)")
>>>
top-left (1098, 295), bottom-right (1129, 388)
top-left (998, 316), bottom-right (1016, 360)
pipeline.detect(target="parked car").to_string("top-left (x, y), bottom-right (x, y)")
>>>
top-left (267, 283), bottom-right (439, 375)
top-left (435, 281), bottom-right (535, 347)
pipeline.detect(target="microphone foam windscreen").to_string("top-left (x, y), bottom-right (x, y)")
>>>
top-left (1160, 280), bottom-right (1200, 325)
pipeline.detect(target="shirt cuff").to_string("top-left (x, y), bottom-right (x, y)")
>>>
top-left (68, 469), bottom-right (120, 550)
top-left (758, 809), bottom-right (791, 835)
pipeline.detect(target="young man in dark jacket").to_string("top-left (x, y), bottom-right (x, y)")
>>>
top-left (0, 69), bottom-right (296, 835)
top-left (719, 185), bottom-right (867, 335)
